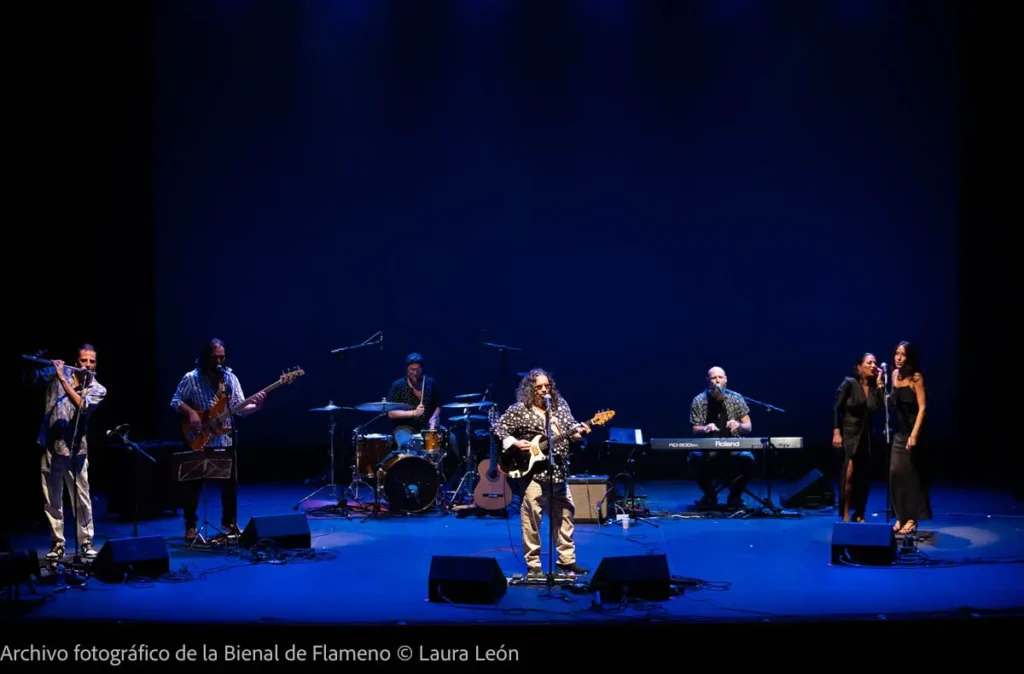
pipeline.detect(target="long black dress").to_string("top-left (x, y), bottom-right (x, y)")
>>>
top-left (889, 384), bottom-right (932, 523)
top-left (834, 376), bottom-right (884, 519)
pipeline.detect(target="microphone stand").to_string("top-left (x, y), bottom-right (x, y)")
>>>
top-left (544, 396), bottom-right (556, 589)
top-left (481, 340), bottom-right (522, 411)
top-left (109, 426), bottom-right (156, 538)
top-left (882, 369), bottom-right (893, 524)
top-left (66, 369), bottom-right (90, 568)
top-left (734, 392), bottom-right (785, 515)
top-left (329, 331), bottom-right (383, 508)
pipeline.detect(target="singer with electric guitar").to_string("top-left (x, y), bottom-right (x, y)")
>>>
top-left (493, 369), bottom-right (597, 579)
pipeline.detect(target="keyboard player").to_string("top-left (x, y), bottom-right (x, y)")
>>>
top-left (689, 366), bottom-right (755, 509)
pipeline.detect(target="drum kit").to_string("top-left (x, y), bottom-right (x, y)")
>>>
top-left (297, 394), bottom-right (498, 518)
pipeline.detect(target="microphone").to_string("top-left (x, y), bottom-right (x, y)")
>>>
top-left (106, 423), bottom-right (130, 437)
top-left (544, 393), bottom-right (552, 408)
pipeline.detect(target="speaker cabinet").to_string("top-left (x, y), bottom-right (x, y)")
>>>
top-left (590, 554), bottom-right (672, 602)
top-left (781, 469), bottom-right (835, 509)
top-left (831, 522), bottom-right (896, 566)
top-left (92, 535), bottom-right (170, 583)
top-left (428, 556), bottom-right (507, 604)
top-left (239, 514), bottom-right (312, 549)
top-left (568, 475), bottom-right (610, 523)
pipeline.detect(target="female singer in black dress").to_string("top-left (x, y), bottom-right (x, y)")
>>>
top-left (832, 353), bottom-right (885, 522)
top-left (889, 341), bottom-right (931, 534)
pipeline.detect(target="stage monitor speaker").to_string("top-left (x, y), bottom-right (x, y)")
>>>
top-left (239, 513), bottom-right (311, 549)
top-left (428, 556), bottom-right (507, 605)
top-left (92, 535), bottom-right (170, 583)
top-left (568, 475), bottom-right (610, 523)
top-left (831, 522), bottom-right (896, 566)
top-left (781, 469), bottom-right (835, 509)
top-left (590, 553), bottom-right (672, 602)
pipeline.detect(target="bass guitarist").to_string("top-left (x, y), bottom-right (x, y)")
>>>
top-left (171, 338), bottom-right (265, 542)
top-left (494, 369), bottom-right (589, 579)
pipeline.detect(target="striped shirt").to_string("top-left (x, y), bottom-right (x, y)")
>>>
top-left (170, 368), bottom-right (245, 448)
top-left (32, 366), bottom-right (107, 455)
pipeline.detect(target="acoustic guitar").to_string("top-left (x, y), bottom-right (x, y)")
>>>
top-left (498, 409), bottom-right (616, 480)
top-left (182, 367), bottom-right (304, 450)
top-left (473, 404), bottom-right (512, 511)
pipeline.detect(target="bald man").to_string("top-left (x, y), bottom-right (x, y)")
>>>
top-left (688, 366), bottom-right (755, 509)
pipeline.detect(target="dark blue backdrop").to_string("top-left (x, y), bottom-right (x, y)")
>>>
top-left (149, 0), bottom-right (959, 458)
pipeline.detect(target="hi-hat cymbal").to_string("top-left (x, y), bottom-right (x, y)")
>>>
top-left (441, 401), bottom-right (495, 409)
top-left (354, 401), bottom-right (413, 412)
top-left (309, 403), bottom-right (352, 412)
top-left (449, 414), bottom-right (488, 422)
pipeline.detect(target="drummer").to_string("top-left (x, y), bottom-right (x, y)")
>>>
top-left (385, 353), bottom-right (459, 460)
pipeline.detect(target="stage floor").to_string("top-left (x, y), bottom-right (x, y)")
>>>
top-left (3, 479), bottom-right (1023, 626)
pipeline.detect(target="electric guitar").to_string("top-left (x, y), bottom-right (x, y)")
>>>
top-left (182, 367), bottom-right (304, 451)
top-left (498, 409), bottom-right (615, 480)
top-left (473, 404), bottom-right (512, 511)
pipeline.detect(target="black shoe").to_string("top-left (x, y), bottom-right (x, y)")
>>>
top-left (696, 494), bottom-right (718, 508)
top-left (45, 543), bottom-right (65, 561)
top-left (557, 562), bottom-right (588, 575)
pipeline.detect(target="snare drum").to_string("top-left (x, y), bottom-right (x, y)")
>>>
top-left (355, 434), bottom-right (392, 476)
top-left (381, 452), bottom-right (440, 512)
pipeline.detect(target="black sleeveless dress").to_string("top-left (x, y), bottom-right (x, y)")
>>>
top-left (890, 385), bottom-right (932, 522)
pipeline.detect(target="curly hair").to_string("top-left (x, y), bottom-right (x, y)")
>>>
top-left (515, 368), bottom-right (562, 411)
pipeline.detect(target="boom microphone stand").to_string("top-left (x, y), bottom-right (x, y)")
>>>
top-left (107, 424), bottom-right (156, 538)
top-left (735, 391), bottom-right (786, 514)
top-left (65, 368), bottom-right (92, 568)
top-left (481, 339), bottom-right (521, 411)
top-left (330, 331), bottom-right (384, 507)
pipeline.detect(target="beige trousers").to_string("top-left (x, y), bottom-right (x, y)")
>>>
top-left (41, 449), bottom-right (94, 547)
top-left (521, 479), bottom-right (576, 570)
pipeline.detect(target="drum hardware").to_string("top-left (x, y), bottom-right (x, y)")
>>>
top-left (294, 402), bottom-right (354, 514)
top-left (447, 402), bottom-right (493, 507)
top-left (346, 400), bottom-right (411, 505)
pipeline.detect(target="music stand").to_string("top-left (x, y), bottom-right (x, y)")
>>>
top-left (173, 450), bottom-right (234, 548)
top-left (602, 428), bottom-right (657, 528)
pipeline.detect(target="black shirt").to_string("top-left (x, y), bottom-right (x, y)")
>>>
top-left (706, 395), bottom-right (731, 438)
top-left (386, 376), bottom-right (441, 434)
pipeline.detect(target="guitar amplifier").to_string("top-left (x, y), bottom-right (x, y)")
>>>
top-left (568, 475), bottom-right (610, 523)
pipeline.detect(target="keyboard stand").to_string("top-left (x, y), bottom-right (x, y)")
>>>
top-left (711, 439), bottom-right (783, 516)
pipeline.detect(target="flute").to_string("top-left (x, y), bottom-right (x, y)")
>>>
top-left (22, 354), bottom-right (93, 376)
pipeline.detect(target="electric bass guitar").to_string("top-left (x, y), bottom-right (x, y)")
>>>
top-left (473, 404), bottom-right (512, 511)
top-left (498, 409), bottom-right (615, 480)
top-left (182, 367), bottom-right (304, 451)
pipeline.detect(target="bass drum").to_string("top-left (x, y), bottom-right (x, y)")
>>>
top-left (381, 452), bottom-right (440, 513)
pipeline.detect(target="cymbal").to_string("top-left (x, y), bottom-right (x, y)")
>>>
top-left (449, 414), bottom-right (488, 422)
top-left (441, 401), bottom-right (495, 409)
top-left (453, 393), bottom-right (482, 400)
top-left (354, 401), bottom-right (413, 412)
top-left (309, 403), bottom-right (351, 412)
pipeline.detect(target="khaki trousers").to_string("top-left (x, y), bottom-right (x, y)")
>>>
top-left (41, 450), bottom-right (94, 547)
top-left (521, 479), bottom-right (576, 570)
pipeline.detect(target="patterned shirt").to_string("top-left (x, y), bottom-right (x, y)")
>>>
top-left (170, 368), bottom-right (245, 448)
top-left (689, 388), bottom-right (753, 460)
top-left (31, 366), bottom-right (107, 455)
top-left (495, 399), bottom-right (581, 484)
top-left (386, 376), bottom-right (440, 434)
